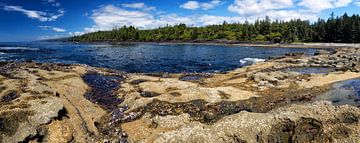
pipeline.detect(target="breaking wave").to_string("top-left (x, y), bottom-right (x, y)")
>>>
top-left (239, 58), bottom-right (265, 64)
top-left (0, 46), bottom-right (39, 51)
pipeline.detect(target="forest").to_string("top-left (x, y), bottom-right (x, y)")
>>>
top-left (71, 13), bottom-right (360, 43)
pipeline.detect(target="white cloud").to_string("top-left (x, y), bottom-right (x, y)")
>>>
top-left (154, 14), bottom-right (243, 27)
top-left (228, 0), bottom-right (293, 16)
top-left (228, 0), bottom-right (352, 22)
top-left (52, 27), bottom-right (66, 32)
top-left (88, 5), bottom-right (155, 31)
top-left (298, 0), bottom-right (352, 12)
top-left (156, 14), bottom-right (197, 26)
top-left (86, 5), bottom-right (243, 32)
top-left (334, 0), bottom-right (353, 7)
top-left (121, 2), bottom-right (156, 11)
top-left (84, 0), bottom-right (354, 34)
top-left (198, 15), bottom-right (242, 25)
top-left (200, 0), bottom-right (222, 10)
top-left (180, 0), bottom-right (222, 10)
top-left (39, 26), bottom-right (66, 32)
top-left (263, 10), bottom-right (317, 21)
top-left (180, 1), bottom-right (200, 10)
top-left (297, 0), bottom-right (333, 12)
top-left (3, 5), bottom-right (64, 22)
top-left (50, 9), bottom-right (65, 20)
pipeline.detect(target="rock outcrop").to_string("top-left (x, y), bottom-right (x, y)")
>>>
top-left (1, 47), bottom-right (360, 142)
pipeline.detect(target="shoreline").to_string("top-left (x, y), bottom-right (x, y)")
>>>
top-left (68, 40), bottom-right (360, 48)
top-left (1, 47), bottom-right (360, 142)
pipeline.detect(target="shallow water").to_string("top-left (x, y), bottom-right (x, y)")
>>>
top-left (0, 42), bottom-right (320, 73)
top-left (284, 67), bottom-right (333, 74)
top-left (179, 74), bottom-right (211, 81)
top-left (316, 79), bottom-right (360, 107)
top-left (82, 73), bottom-right (124, 110)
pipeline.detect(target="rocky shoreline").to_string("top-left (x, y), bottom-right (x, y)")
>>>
top-left (1, 47), bottom-right (360, 142)
top-left (71, 41), bottom-right (360, 49)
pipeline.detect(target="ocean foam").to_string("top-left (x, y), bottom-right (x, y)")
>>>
top-left (239, 58), bottom-right (265, 64)
top-left (0, 46), bottom-right (39, 51)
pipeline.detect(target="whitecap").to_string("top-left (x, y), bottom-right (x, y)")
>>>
top-left (239, 58), bottom-right (265, 64)
top-left (0, 46), bottom-right (39, 51)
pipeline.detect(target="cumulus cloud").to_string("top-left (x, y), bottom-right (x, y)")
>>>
top-left (84, 0), bottom-right (354, 33)
top-left (180, 0), bottom-right (222, 10)
top-left (180, 1), bottom-right (200, 10)
top-left (87, 5), bottom-right (155, 31)
top-left (198, 15), bottom-right (242, 25)
top-left (228, 0), bottom-right (352, 21)
top-left (121, 2), bottom-right (156, 11)
top-left (228, 0), bottom-right (293, 16)
top-left (201, 0), bottom-right (222, 10)
top-left (3, 5), bottom-right (64, 22)
top-left (86, 4), bottom-right (244, 32)
top-left (298, 0), bottom-right (352, 12)
top-left (39, 26), bottom-right (66, 32)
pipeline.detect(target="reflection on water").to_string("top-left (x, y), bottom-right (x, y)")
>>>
top-left (316, 79), bottom-right (360, 107)
top-left (0, 42), bottom-right (320, 73)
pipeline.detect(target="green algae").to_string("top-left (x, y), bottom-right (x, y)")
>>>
top-left (0, 110), bottom-right (35, 137)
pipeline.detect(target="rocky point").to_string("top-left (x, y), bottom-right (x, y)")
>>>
top-left (1, 47), bottom-right (360, 143)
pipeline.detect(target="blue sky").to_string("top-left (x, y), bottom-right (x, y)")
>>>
top-left (0, 0), bottom-right (360, 42)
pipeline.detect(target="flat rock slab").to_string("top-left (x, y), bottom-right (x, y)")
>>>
top-left (0, 97), bottom-right (63, 143)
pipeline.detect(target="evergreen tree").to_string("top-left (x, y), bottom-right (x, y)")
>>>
top-left (72, 13), bottom-right (360, 44)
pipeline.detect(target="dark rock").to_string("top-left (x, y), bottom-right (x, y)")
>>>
top-left (1, 91), bottom-right (19, 103)
top-left (314, 50), bottom-right (330, 56)
top-left (339, 112), bottom-right (358, 124)
top-left (292, 118), bottom-right (325, 142)
top-left (179, 74), bottom-right (211, 81)
top-left (139, 91), bottom-right (161, 97)
top-left (267, 118), bottom-right (295, 143)
top-left (285, 52), bottom-right (305, 57)
top-left (170, 92), bottom-right (182, 97)
top-left (130, 79), bottom-right (149, 85)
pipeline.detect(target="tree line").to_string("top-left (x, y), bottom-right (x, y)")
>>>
top-left (71, 13), bottom-right (360, 43)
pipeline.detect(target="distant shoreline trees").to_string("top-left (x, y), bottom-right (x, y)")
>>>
top-left (71, 13), bottom-right (360, 43)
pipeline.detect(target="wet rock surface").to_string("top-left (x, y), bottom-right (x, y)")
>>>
top-left (179, 73), bottom-right (212, 82)
top-left (283, 67), bottom-right (334, 74)
top-left (315, 78), bottom-right (360, 107)
top-left (1, 47), bottom-right (360, 142)
top-left (83, 72), bottom-right (124, 110)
